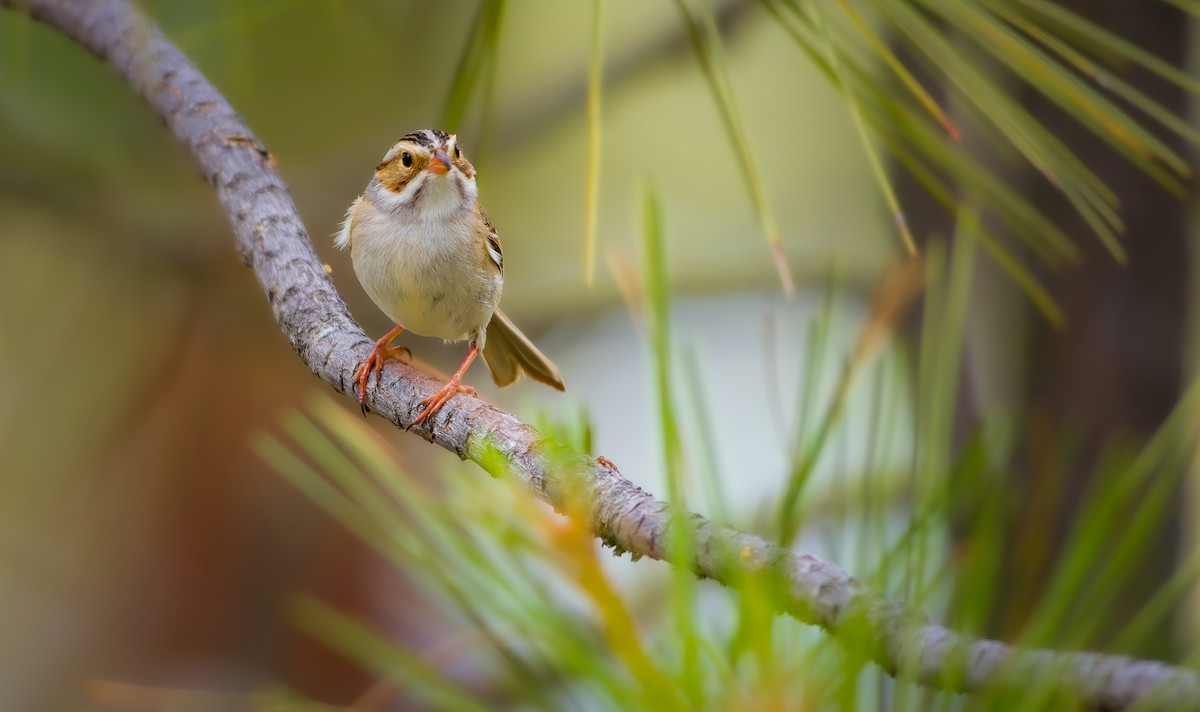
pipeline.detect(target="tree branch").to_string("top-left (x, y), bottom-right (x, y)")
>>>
top-left (6, 0), bottom-right (1197, 708)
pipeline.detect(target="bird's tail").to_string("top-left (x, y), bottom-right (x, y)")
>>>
top-left (482, 309), bottom-right (565, 391)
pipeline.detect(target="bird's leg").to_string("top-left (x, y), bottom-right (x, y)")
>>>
top-left (411, 342), bottom-right (479, 426)
top-left (353, 324), bottom-right (411, 401)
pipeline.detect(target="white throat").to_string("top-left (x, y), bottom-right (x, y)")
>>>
top-left (420, 172), bottom-right (472, 218)
top-left (372, 171), bottom-right (478, 221)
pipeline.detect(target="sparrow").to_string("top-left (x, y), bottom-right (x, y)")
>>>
top-left (336, 129), bottom-right (565, 426)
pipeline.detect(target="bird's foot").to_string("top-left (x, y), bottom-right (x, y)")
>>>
top-left (353, 343), bottom-right (412, 402)
top-left (410, 378), bottom-right (475, 427)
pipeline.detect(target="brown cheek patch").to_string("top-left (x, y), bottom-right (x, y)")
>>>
top-left (377, 154), bottom-right (428, 193)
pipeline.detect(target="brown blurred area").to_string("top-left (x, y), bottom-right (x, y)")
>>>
top-left (0, 146), bottom-right (395, 706)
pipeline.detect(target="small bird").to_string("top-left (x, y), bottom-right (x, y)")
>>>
top-left (335, 129), bottom-right (565, 426)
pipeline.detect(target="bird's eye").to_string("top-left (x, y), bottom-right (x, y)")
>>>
top-left (401, 151), bottom-right (413, 168)
top-left (453, 145), bottom-right (461, 158)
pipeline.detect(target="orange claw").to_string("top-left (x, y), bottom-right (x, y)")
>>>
top-left (410, 343), bottom-right (480, 427)
top-left (410, 380), bottom-right (476, 426)
top-left (354, 324), bottom-right (409, 402)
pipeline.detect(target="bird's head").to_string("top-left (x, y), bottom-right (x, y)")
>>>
top-left (373, 128), bottom-right (477, 217)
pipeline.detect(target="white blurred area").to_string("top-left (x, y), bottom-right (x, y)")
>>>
top-left (536, 290), bottom-right (913, 522)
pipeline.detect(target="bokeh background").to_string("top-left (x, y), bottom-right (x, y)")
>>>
top-left (0, 1), bottom-right (1197, 710)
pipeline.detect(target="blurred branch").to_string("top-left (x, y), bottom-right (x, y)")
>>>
top-left (5, 0), bottom-right (1198, 709)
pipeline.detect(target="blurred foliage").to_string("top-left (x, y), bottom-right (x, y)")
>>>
top-left (758, 0), bottom-right (1200, 322)
top-left (261, 202), bottom-right (1199, 709)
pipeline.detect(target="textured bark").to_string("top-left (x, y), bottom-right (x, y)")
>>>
top-left (5, 0), bottom-right (1199, 708)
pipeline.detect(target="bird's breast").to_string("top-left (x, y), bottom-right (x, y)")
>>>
top-left (350, 202), bottom-right (502, 343)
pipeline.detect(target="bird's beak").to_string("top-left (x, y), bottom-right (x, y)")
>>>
top-left (427, 150), bottom-right (452, 175)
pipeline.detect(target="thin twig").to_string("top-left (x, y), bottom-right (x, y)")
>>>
top-left (4, 0), bottom-right (1198, 709)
